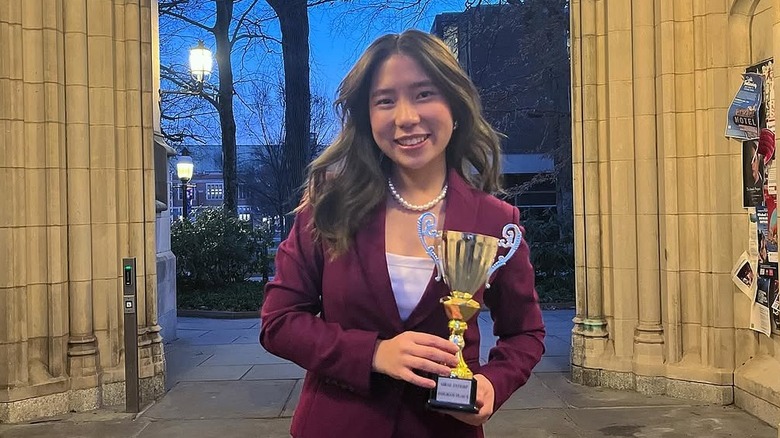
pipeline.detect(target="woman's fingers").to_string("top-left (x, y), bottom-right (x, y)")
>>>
top-left (400, 369), bottom-right (437, 389)
top-left (413, 332), bottom-right (460, 354)
top-left (411, 344), bottom-right (459, 368)
top-left (405, 355), bottom-right (453, 377)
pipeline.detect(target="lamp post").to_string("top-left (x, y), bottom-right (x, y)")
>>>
top-left (176, 148), bottom-right (194, 220)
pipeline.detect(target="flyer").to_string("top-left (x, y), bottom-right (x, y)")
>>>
top-left (726, 73), bottom-right (764, 140)
top-left (749, 209), bottom-right (759, 262)
top-left (757, 206), bottom-right (775, 263)
top-left (744, 141), bottom-right (766, 207)
top-left (751, 60), bottom-right (775, 133)
top-left (731, 251), bottom-right (757, 298)
top-left (750, 263), bottom-right (776, 336)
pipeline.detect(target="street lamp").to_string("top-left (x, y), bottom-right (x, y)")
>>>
top-left (189, 40), bottom-right (213, 84)
top-left (176, 148), bottom-right (194, 220)
top-left (160, 40), bottom-right (215, 98)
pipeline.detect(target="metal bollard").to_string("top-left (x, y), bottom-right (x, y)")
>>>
top-left (122, 258), bottom-right (139, 413)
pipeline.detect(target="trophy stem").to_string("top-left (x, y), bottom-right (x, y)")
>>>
top-left (448, 320), bottom-right (473, 379)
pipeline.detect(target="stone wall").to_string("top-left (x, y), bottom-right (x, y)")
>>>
top-left (0, 0), bottom-right (165, 422)
top-left (570, 0), bottom-right (780, 428)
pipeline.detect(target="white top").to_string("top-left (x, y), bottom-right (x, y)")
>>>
top-left (386, 252), bottom-right (435, 321)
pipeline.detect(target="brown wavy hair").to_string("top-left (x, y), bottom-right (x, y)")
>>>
top-left (300, 29), bottom-right (503, 256)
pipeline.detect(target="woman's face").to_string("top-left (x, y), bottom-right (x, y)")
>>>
top-left (368, 53), bottom-right (454, 178)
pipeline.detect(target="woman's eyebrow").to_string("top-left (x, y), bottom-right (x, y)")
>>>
top-left (370, 80), bottom-right (435, 98)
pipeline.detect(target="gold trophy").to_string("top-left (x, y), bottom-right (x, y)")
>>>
top-left (417, 212), bottom-right (522, 413)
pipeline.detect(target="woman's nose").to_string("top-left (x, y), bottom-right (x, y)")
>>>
top-left (395, 99), bottom-right (420, 128)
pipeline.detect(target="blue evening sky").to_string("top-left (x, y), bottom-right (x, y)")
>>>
top-left (308, 1), bottom-right (464, 100)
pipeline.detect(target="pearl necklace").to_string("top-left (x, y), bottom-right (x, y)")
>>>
top-left (387, 179), bottom-right (448, 212)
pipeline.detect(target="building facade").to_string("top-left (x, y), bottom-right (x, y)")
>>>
top-left (432, 3), bottom-right (572, 213)
top-left (570, 0), bottom-right (780, 429)
top-left (0, 0), bottom-right (171, 422)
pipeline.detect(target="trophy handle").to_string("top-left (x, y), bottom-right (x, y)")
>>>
top-left (485, 223), bottom-right (523, 289)
top-left (417, 212), bottom-right (444, 281)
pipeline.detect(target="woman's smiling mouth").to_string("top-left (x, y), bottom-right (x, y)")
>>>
top-left (395, 134), bottom-right (430, 148)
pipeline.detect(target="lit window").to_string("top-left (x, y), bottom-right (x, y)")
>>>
top-left (239, 213), bottom-right (251, 221)
top-left (206, 183), bottom-right (224, 200)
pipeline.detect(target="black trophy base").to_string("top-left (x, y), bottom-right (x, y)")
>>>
top-left (426, 374), bottom-right (478, 414)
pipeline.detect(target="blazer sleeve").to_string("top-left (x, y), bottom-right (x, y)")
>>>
top-left (259, 208), bottom-right (379, 396)
top-left (478, 205), bottom-right (546, 410)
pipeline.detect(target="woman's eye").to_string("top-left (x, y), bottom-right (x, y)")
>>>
top-left (418, 90), bottom-right (435, 99)
top-left (375, 98), bottom-right (393, 106)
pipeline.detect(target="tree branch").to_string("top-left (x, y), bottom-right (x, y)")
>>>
top-left (231, 0), bottom-right (261, 44)
top-left (158, 8), bottom-right (215, 33)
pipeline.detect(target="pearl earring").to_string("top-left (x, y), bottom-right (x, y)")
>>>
top-left (453, 121), bottom-right (458, 130)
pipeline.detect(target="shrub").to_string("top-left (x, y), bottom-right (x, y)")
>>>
top-left (171, 208), bottom-right (273, 288)
top-left (177, 280), bottom-right (265, 312)
top-left (521, 208), bottom-right (575, 303)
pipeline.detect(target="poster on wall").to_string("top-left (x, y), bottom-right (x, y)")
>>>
top-left (726, 72), bottom-right (763, 140)
top-left (743, 140), bottom-right (766, 207)
top-left (750, 60), bottom-right (775, 133)
top-left (734, 59), bottom-right (780, 336)
top-left (731, 251), bottom-right (757, 298)
top-left (751, 263), bottom-right (776, 336)
top-left (757, 206), bottom-right (777, 263)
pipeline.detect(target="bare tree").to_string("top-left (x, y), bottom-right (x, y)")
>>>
top-left (158, 0), bottom-right (278, 215)
top-left (237, 77), bottom-right (333, 229)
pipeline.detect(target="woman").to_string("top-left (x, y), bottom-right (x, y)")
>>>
top-left (260, 29), bottom-right (545, 438)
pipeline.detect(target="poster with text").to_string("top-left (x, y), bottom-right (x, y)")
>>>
top-left (744, 141), bottom-right (766, 207)
top-left (726, 73), bottom-right (763, 140)
top-left (757, 206), bottom-right (776, 263)
top-left (751, 263), bottom-right (775, 336)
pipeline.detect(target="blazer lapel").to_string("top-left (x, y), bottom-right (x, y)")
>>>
top-left (353, 201), bottom-right (405, 334)
top-left (403, 169), bottom-right (480, 330)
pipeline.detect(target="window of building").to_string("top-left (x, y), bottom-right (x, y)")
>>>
top-left (238, 213), bottom-right (251, 222)
top-left (238, 184), bottom-right (247, 200)
top-left (206, 183), bottom-right (224, 200)
top-left (444, 24), bottom-right (459, 59)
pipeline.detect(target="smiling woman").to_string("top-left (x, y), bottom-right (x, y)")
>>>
top-left (259, 29), bottom-right (545, 438)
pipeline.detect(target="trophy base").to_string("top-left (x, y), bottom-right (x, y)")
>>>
top-left (426, 375), bottom-right (479, 414)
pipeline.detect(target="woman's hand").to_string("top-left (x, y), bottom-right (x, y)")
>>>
top-left (372, 331), bottom-right (459, 389)
top-left (444, 374), bottom-right (495, 426)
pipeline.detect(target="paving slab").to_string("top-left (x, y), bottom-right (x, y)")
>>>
top-left (174, 331), bottom-right (242, 345)
top-left (533, 355), bottom-right (572, 373)
top-left (174, 329), bottom-right (210, 338)
top-left (542, 335), bottom-right (571, 357)
top-left (176, 318), bottom-right (260, 330)
top-left (565, 405), bottom-right (776, 438)
top-left (143, 380), bottom-right (295, 420)
top-left (199, 349), bottom-right (289, 366)
top-left (501, 375), bottom-right (567, 410)
top-left (485, 409), bottom-right (584, 438)
top-left (0, 414), bottom-right (149, 438)
top-left (242, 363), bottom-right (306, 380)
top-left (176, 364), bottom-right (252, 381)
top-left (137, 418), bottom-right (292, 438)
top-left (535, 373), bottom-right (704, 408)
top-left (281, 379), bottom-right (304, 418)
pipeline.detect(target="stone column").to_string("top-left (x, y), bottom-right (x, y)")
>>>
top-left (571, 0), bottom-right (609, 383)
top-left (631, 0), bottom-right (665, 377)
top-left (63, 0), bottom-right (100, 394)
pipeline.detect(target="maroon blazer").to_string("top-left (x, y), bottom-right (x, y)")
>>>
top-left (260, 169), bottom-right (545, 438)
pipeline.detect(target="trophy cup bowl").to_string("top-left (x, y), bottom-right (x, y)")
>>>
top-left (417, 212), bottom-right (522, 413)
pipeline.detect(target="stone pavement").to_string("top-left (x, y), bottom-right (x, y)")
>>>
top-left (0, 310), bottom-right (777, 437)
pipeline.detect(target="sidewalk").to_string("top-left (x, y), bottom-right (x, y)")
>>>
top-left (0, 310), bottom-right (777, 437)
